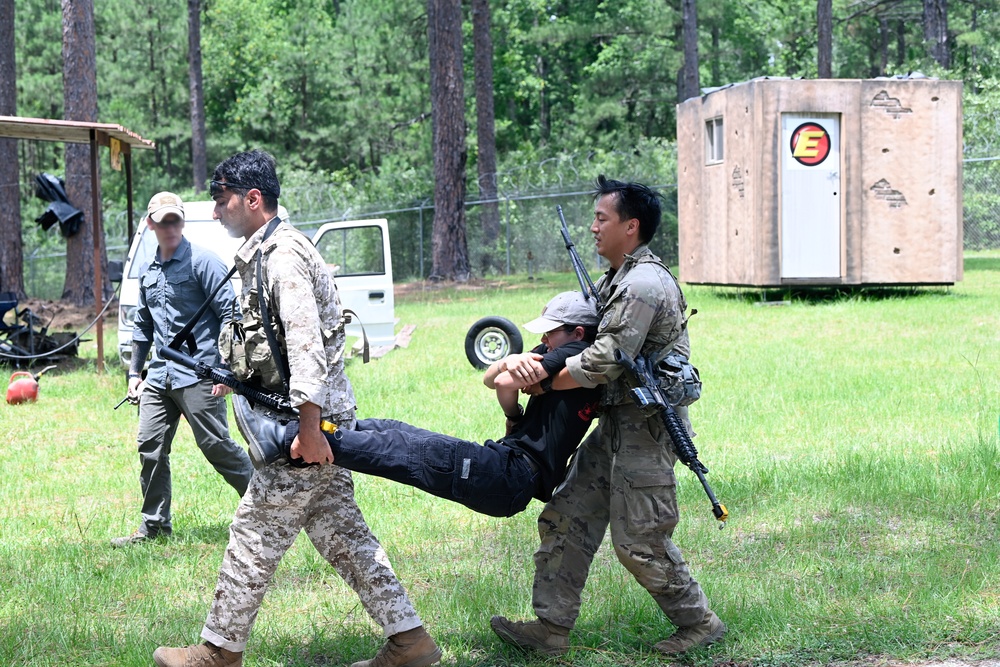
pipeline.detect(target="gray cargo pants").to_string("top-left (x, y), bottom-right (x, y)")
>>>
top-left (530, 403), bottom-right (711, 629)
top-left (136, 379), bottom-right (253, 536)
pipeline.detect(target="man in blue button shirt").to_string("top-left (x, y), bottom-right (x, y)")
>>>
top-left (111, 192), bottom-right (254, 547)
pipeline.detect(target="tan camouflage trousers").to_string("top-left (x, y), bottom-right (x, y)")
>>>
top-left (531, 403), bottom-right (711, 629)
top-left (201, 462), bottom-right (423, 652)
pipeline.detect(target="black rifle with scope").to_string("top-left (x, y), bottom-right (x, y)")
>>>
top-left (614, 348), bottom-right (729, 528)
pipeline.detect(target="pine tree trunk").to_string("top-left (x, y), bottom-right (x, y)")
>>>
top-left (0, 0), bottom-right (24, 298)
top-left (427, 0), bottom-right (469, 282)
top-left (472, 0), bottom-right (500, 275)
top-left (896, 20), bottom-right (906, 69)
top-left (817, 0), bottom-right (832, 78)
top-left (922, 0), bottom-right (950, 68)
top-left (679, 0), bottom-right (700, 102)
top-left (188, 0), bottom-right (207, 193)
top-left (62, 0), bottom-right (105, 307)
top-left (878, 16), bottom-right (889, 76)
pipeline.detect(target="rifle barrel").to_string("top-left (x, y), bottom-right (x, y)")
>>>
top-left (614, 348), bottom-right (728, 528)
top-left (557, 205), bottom-right (601, 304)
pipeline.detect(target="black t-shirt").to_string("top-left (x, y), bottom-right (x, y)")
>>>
top-left (497, 341), bottom-right (601, 501)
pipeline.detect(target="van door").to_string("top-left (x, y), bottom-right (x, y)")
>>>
top-left (311, 219), bottom-right (395, 348)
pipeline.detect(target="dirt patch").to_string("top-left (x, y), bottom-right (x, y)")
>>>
top-left (7, 297), bottom-right (113, 332)
top-left (393, 277), bottom-right (548, 299)
top-left (1, 297), bottom-right (110, 371)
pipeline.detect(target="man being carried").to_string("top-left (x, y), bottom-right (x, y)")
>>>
top-left (237, 291), bottom-right (602, 518)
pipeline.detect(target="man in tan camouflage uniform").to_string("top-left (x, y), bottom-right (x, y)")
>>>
top-left (154, 150), bottom-right (439, 667)
top-left (490, 175), bottom-right (726, 657)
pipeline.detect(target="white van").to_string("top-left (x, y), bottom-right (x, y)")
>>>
top-left (111, 202), bottom-right (395, 367)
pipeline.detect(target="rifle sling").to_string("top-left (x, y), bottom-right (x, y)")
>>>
top-left (255, 216), bottom-right (292, 397)
top-left (167, 262), bottom-right (239, 354)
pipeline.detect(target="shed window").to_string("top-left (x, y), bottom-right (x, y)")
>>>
top-left (705, 117), bottom-right (724, 164)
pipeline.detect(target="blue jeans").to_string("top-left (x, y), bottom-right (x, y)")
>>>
top-left (330, 418), bottom-right (539, 517)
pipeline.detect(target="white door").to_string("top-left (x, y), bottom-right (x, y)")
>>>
top-left (780, 113), bottom-right (841, 279)
top-left (312, 219), bottom-right (396, 347)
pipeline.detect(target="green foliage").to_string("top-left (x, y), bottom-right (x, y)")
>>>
top-left (202, 0), bottom-right (429, 174)
top-left (14, 0), bottom-right (63, 122)
top-left (9, 0), bottom-right (1000, 276)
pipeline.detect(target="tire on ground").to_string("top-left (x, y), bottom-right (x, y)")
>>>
top-left (464, 316), bottom-right (523, 370)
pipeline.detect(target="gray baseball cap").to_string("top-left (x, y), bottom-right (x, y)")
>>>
top-left (523, 291), bottom-right (600, 333)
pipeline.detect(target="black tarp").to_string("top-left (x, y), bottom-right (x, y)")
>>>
top-left (34, 173), bottom-right (84, 238)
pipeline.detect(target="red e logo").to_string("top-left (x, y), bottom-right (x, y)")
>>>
top-left (790, 122), bottom-right (831, 166)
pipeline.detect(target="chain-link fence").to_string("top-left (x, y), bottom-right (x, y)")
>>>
top-left (282, 185), bottom-right (679, 284)
top-left (963, 157), bottom-right (1000, 250)
top-left (20, 156), bottom-right (1000, 299)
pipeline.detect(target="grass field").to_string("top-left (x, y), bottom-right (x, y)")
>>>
top-left (1, 255), bottom-right (998, 667)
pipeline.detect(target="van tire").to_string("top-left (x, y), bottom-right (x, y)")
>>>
top-left (465, 317), bottom-right (523, 370)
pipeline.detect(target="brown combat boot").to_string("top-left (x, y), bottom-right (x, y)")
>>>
top-left (653, 611), bottom-right (727, 655)
top-left (490, 616), bottom-right (570, 656)
top-left (350, 625), bottom-right (441, 667)
top-left (152, 641), bottom-right (243, 667)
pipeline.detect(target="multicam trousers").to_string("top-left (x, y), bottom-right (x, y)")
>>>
top-left (201, 461), bottom-right (423, 652)
top-left (530, 402), bottom-right (711, 629)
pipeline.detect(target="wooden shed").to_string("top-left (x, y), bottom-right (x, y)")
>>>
top-left (676, 77), bottom-right (963, 287)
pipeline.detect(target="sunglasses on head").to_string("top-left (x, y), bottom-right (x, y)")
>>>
top-left (209, 180), bottom-right (279, 199)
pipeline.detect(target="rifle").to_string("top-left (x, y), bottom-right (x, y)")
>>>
top-left (557, 205), bottom-right (602, 307)
top-left (159, 345), bottom-right (297, 416)
top-left (614, 348), bottom-right (729, 528)
top-left (159, 344), bottom-right (339, 438)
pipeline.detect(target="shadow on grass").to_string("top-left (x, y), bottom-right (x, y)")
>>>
top-left (260, 626), bottom-right (594, 667)
top-left (105, 522), bottom-right (232, 548)
top-left (964, 256), bottom-right (1000, 272)
top-left (174, 522), bottom-right (233, 545)
top-left (708, 284), bottom-right (954, 305)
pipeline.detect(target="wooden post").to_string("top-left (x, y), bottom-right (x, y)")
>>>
top-left (90, 129), bottom-right (104, 373)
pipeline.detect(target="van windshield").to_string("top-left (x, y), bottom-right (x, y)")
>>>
top-left (127, 221), bottom-right (246, 279)
top-left (128, 229), bottom-right (159, 278)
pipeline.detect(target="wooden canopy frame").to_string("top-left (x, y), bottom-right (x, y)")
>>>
top-left (0, 115), bottom-right (155, 372)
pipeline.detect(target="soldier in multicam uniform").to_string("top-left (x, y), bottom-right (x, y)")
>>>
top-left (153, 150), bottom-right (439, 667)
top-left (490, 175), bottom-right (726, 657)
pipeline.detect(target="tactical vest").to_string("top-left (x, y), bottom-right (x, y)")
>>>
top-left (219, 280), bottom-right (286, 391)
top-left (604, 253), bottom-right (701, 407)
top-left (219, 225), bottom-right (362, 392)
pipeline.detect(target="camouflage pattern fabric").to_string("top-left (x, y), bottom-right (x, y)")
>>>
top-left (565, 245), bottom-right (691, 408)
top-left (229, 220), bottom-right (355, 419)
top-left (529, 403), bottom-right (710, 630)
top-left (534, 245), bottom-right (712, 630)
top-left (201, 463), bottom-right (423, 651)
top-left (201, 218), bottom-right (422, 652)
